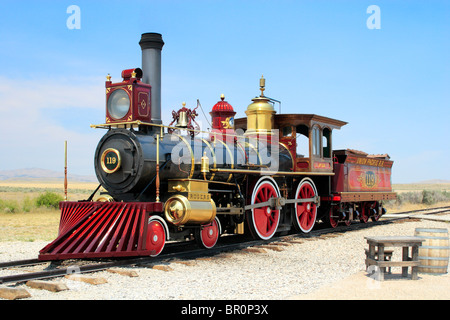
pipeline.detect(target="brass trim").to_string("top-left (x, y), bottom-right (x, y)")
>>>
top-left (100, 148), bottom-right (121, 174)
top-left (156, 134), bottom-right (160, 202)
top-left (209, 168), bottom-right (334, 176)
top-left (188, 192), bottom-right (212, 202)
top-left (168, 179), bottom-right (209, 193)
top-left (164, 194), bottom-right (216, 226)
top-left (172, 184), bottom-right (187, 192)
top-left (94, 194), bottom-right (114, 202)
top-left (92, 120), bottom-right (240, 139)
top-left (200, 138), bottom-right (216, 181)
top-left (106, 86), bottom-right (132, 121)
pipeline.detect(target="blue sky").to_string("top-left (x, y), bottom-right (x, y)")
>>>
top-left (0, 0), bottom-right (448, 183)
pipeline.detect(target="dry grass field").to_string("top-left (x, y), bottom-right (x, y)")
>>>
top-left (385, 183), bottom-right (450, 213)
top-left (393, 183), bottom-right (450, 193)
top-left (0, 180), bottom-right (99, 242)
top-left (0, 180), bottom-right (449, 242)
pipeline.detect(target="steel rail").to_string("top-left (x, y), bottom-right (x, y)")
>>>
top-left (1, 205), bottom-right (449, 285)
top-left (0, 258), bottom-right (43, 270)
top-left (0, 240), bottom-right (264, 285)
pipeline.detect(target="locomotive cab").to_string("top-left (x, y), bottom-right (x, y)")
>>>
top-left (236, 113), bottom-right (347, 173)
top-left (273, 114), bottom-right (347, 173)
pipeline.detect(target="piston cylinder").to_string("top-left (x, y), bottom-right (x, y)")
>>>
top-left (164, 194), bottom-right (216, 226)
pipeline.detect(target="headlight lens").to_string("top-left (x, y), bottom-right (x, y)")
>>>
top-left (108, 89), bottom-right (130, 120)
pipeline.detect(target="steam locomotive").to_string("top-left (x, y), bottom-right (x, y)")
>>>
top-left (39, 33), bottom-right (396, 261)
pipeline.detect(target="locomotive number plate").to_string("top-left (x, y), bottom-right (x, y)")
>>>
top-left (101, 148), bottom-right (121, 174)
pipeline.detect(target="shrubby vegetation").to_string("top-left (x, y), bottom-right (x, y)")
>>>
top-left (1, 187), bottom-right (449, 213)
top-left (0, 191), bottom-right (64, 213)
top-left (0, 199), bottom-right (20, 213)
top-left (387, 190), bottom-right (450, 207)
top-left (34, 192), bottom-right (64, 209)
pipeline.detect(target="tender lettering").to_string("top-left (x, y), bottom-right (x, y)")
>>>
top-left (355, 157), bottom-right (385, 167)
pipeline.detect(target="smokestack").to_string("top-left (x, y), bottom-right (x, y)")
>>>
top-left (139, 33), bottom-right (164, 124)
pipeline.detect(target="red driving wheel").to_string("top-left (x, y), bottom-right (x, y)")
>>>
top-left (248, 177), bottom-right (281, 240)
top-left (293, 178), bottom-right (317, 233)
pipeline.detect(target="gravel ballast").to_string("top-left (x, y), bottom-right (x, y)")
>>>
top-left (0, 217), bottom-right (449, 300)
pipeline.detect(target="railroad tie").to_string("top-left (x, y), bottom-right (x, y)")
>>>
top-left (65, 274), bottom-right (107, 285)
top-left (107, 268), bottom-right (139, 277)
top-left (255, 245), bottom-right (284, 252)
top-left (26, 280), bottom-right (69, 292)
top-left (0, 287), bottom-right (31, 300)
top-left (243, 247), bottom-right (267, 254)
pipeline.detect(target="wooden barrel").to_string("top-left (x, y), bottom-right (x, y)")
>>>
top-left (414, 228), bottom-right (449, 274)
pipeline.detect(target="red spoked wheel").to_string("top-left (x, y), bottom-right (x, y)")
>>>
top-left (371, 202), bottom-right (381, 222)
top-left (293, 178), bottom-right (318, 233)
top-left (343, 215), bottom-right (352, 226)
top-left (248, 177), bottom-right (281, 240)
top-left (360, 202), bottom-right (370, 223)
top-left (195, 217), bottom-right (221, 249)
top-left (323, 205), bottom-right (339, 228)
top-left (146, 216), bottom-right (167, 257)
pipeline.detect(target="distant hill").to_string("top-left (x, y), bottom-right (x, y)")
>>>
top-left (0, 168), bottom-right (97, 182)
top-left (416, 179), bottom-right (450, 184)
top-left (2, 168), bottom-right (449, 185)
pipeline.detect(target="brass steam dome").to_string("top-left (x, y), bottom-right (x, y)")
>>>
top-left (245, 75), bottom-right (275, 134)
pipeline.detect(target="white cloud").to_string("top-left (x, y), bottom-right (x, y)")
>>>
top-left (0, 75), bottom-right (104, 110)
top-left (0, 76), bottom-right (106, 176)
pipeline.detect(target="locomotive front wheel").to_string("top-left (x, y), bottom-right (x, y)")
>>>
top-left (293, 178), bottom-right (318, 233)
top-left (248, 177), bottom-right (281, 240)
top-left (195, 217), bottom-right (221, 249)
top-left (146, 217), bottom-right (166, 257)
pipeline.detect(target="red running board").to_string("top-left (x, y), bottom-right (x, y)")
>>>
top-left (39, 201), bottom-right (163, 261)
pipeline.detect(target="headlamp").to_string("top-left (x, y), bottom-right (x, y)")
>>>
top-left (107, 89), bottom-right (130, 120)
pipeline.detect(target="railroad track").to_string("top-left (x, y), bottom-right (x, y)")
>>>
top-left (384, 205), bottom-right (450, 216)
top-left (1, 205), bottom-right (449, 286)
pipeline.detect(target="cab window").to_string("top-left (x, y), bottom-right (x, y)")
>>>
top-left (296, 124), bottom-right (309, 157)
top-left (282, 126), bottom-right (292, 137)
top-left (323, 128), bottom-right (331, 158)
top-left (312, 126), bottom-right (321, 157)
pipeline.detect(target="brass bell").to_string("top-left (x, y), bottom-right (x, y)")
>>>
top-left (175, 102), bottom-right (189, 128)
top-left (176, 111), bottom-right (188, 127)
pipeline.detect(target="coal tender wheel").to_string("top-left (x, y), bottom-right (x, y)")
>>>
top-left (343, 216), bottom-right (352, 226)
top-left (360, 202), bottom-right (370, 223)
top-left (195, 217), bottom-right (221, 249)
top-left (322, 205), bottom-right (339, 229)
top-left (371, 202), bottom-right (381, 222)
top-left (293, 178), bottom-right (318, 233)
top-left (146, 216), bottom-right (166, 257)
top-left (248, 177), bottom-right (281, 240)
